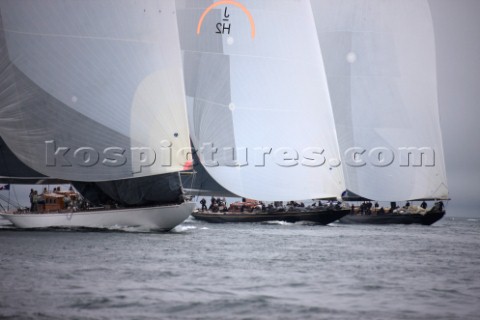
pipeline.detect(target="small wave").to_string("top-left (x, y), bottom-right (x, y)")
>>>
top-left (184, 215), bottom-right (196, 222)
top-left (66, 297), bottom-right (111, 310)
top-left (361, 284), bottom-right (385, 291)
top-left (261, 220), bottom-right (294, 226)
top-left (294, 220), bottom-right (323, 226)
top-left (467, 218), bottom-right (478, 222)
top-left (104, 225), bottom-right (153, 233)
top-left (173, 225), bottom-right (197, 232)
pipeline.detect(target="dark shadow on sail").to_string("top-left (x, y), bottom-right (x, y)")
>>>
top-left (341, 190), bottom-right (372, 202)
top-left (73, 173), bottom-right (183, 207)
top-left (181, 150), bottom-right (237, 198)
top-left (0, 136), bottom-right (67, 184)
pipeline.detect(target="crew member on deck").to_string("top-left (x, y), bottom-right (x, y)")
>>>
top-left (32, 191), bottom-right (39, 212)
top-left (421, 201), bottom-right (428, 209)
top-left (438, 201), bottom-right (444, 211)
top-left (29, 189), bottom-right (34, 212)
top-left (200, 198), bottom-right (207, 211)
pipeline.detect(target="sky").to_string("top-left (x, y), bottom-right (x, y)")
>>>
top-left (428, 0), bottom-right (480, 216)
top-left (1, 0), bottom-right (480, 217)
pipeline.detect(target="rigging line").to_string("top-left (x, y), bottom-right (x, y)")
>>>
top-left (3, 28), bottom-right (159, 45)
top-left (0, 191), bottom-right (21, 209)
top-left (12, 183), bottom-right (20, 209)
top-left (189, 169), bottom-right (198, 197)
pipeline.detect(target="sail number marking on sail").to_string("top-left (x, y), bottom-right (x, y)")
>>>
top-left (196, 0), bottom-right (256, 39)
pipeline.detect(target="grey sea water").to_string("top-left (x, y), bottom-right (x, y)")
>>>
top-left (0, 216), bottom-right (479, 320)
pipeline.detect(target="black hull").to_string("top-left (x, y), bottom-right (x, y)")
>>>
top-left (339, 209), bottom-right (445, 225)
top-left (192, 209), bottom-right (350, 225)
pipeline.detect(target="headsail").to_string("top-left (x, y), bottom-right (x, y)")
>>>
top-left (312, 0), bottom-right (449, 201)
top-left (0, 0), bottom-right (191, 182)
top-left (176, 0), bottom-right (345, 201)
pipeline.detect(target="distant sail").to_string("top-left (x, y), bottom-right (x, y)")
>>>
top-left (176, 0), bottom-right (345, 201)
top-left (0, 0), bottom-right (191, 182)
top-left (312, 0), bottom-right (448, 201)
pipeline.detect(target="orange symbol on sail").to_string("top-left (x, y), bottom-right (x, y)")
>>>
top-left (196, 0), bottom-right (256, 39)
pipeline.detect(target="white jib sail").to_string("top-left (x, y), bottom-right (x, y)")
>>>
top-left (0, 0), bottom-right (191, 181)
top-left (176, 0), bottom-right (345, 201)
top-left (312, 0), bottom-right (448, 201)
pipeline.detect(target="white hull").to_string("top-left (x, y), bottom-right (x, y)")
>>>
top-left (0, 202), bottom-right (195, 231)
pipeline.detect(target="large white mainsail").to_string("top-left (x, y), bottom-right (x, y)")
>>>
top-left (176, 0), bottom-right (344, 201)
top-left (311, 0), bottom-right (449, 201)
top-left (0, 0), bottom-right (191, 182)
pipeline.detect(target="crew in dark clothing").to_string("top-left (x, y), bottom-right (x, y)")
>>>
top-left (390, 202), bottom-right (397, 213)
top-left (200, 198), bottom-right (207, 211)
top-left (29, 189), bottom-right (34, 212)
top-left (420, 201), bottom-right (428, 209)
top-left (210, 196), bottom-right (216, 210)
top-left (367, 201), bottom-right (373, 211)
top-left (438, 201), bottom-right (444, 211)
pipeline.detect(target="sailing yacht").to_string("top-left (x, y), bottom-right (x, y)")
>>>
top-left (311, 0), bottom-right (449, 224)
top-left (175, 0), bottom-right (349, 224)
top-left (0, 1), bottom-right (195, 230)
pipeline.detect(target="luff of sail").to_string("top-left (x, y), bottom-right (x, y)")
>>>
top-left (0, 0), bottom-right (191, 182)
top-left (176, 0), bottom-right (345, 201)
top-left (311, 0), bottom-right (449, 201)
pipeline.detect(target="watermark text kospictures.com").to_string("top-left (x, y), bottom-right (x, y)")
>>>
top-left (45, 140), bottom-right (163, 173)
top-left (44, 140), bottom-right (436, 173)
